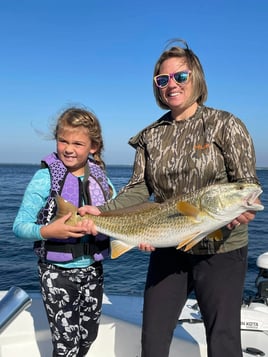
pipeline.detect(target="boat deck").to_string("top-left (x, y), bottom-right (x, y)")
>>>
top-left (0, 291), bottom-right (267, 357)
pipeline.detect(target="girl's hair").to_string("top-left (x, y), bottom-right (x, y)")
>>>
top-left (153, 39), bottom-right (208, 110)
top-left (54, 107), bottom-right (106, 169)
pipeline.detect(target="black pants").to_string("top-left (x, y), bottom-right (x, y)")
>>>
top-left (141, 246), bottom-right (248, 357)
top-left (38, 261), bottom-right (103, 357)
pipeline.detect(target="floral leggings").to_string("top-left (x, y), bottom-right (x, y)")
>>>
top-left (38, 261), bottom-right (103, 357)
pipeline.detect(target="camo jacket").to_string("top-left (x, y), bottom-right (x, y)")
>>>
top-left (101, 105), bottom-right (260, 254)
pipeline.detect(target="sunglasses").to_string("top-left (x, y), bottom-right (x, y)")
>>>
top-left (154, 70), bottom-right (191, 88)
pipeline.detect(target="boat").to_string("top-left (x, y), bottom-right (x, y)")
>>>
top-left (0, 252), bottom-right (268, 357)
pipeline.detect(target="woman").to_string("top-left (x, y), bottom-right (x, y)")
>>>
top-left (79, 40), bottom-right (261, 357)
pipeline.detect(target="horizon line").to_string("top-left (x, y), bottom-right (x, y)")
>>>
top-left (0, 162), bottom-right (268, 170)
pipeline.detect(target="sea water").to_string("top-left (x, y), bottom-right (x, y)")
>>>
top-left (0, 164), bottom-right (267, 298)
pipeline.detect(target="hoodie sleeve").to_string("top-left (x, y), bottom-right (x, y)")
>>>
top-left (99, 146), bottom-right (151, 212)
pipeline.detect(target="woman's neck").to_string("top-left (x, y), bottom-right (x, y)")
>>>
top-left (171, 102), bottom-right (198, 121)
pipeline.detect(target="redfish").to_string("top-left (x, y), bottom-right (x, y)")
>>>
top-left (55, 183), bottom-right (263, 259)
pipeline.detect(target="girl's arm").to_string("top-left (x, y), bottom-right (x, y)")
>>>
top-left (13, 169), bottom-right (88, 241)
top-left (13, 169), bottom-right (51, 240)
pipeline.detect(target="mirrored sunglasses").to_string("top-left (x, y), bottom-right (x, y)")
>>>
top-left (154, 70), bottom-right (191, 88)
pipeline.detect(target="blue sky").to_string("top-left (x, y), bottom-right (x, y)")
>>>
top-left (1, 0), bottom-right (267, 166)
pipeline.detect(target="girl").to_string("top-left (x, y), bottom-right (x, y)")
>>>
top-left (13, 107), bottom-right (116, 357)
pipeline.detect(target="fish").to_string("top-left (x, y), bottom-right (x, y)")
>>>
top-left (54, 182), bottom-right (264, 259)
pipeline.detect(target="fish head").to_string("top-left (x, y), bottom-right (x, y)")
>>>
top-left (199, 183), bottom-right (264, 219)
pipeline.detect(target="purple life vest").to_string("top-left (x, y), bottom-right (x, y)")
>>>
top-left (34, 153), bottom-right (112, 262)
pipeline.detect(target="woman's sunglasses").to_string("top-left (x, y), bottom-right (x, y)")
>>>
top-left (154, 70), bottom-right (191, 89)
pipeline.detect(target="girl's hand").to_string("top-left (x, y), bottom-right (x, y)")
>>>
top-left (40, 213), bottom-right (89, 239)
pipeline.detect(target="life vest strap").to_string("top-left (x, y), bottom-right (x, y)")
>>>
top-left (34, 238), bottom-right (110, 263)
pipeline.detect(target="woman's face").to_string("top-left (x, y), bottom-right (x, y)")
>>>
top-left (157, 57), bottom-right (194, 113)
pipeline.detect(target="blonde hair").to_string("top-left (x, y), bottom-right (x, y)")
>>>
top-left (153, 39), bottom-right (208, 110)
top-left (54, 107), bottom-right (106, 169)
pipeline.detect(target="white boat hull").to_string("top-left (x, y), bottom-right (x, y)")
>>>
top-left (0, 291), bottom-right (267, 357)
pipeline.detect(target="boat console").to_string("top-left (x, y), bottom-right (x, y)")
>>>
top-left (240, 252), bottom-right (268, 356)
top-left (255, 252), bottom-right (268, 304)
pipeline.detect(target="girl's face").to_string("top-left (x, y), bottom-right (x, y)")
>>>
top-left (56, 125), bottom-right (97, 176)
top-left (158, 57), bottom-right (195, 115)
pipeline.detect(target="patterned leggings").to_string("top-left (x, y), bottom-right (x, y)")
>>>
top-left (38, 261), bottom-right (103, 357)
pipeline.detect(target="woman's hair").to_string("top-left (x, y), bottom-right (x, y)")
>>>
top-left (54, 107), bottom-right (105, 169)
top-left (153, 39), bottom-right (208, 110)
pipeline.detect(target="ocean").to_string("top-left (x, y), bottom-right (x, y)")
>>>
top-left (0, 164), bottom-right (267, 299)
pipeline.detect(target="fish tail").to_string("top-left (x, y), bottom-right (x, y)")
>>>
top-left (55, 195), bottom-right (78, 219)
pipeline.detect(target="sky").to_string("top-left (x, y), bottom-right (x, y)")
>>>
top-left (0, 0), bottom-right (267, 167)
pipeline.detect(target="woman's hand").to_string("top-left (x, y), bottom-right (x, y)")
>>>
top-left (227, 197), bottom-right (261, 230)
top-left (78, 205), bottom-right (101, 216)
top-left (138, 243), bottom-right (155, 252)
top-left (40, 213), bottom-right (89, 239)
top-left (227, 209), bottom-right (258, 230)
top-left (76, 205), bottom-right (101, 235)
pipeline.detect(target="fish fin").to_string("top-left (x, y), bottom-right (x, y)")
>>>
top-left (55, 195), bottom-right (78, 219)
top-left (207, 229), bottom-right (223, 241)
top-left (183, 230), bottom-right (223, 251)
top-left (176, 232), bottom-right (202, 250)
top-left (111, 240), bottom-right (135, 259)
top-left (176, 201), bottom-right (200, 218)
top-left (183, 237), bottom-right (204, 251)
